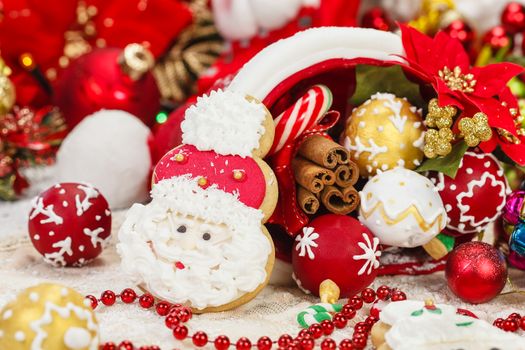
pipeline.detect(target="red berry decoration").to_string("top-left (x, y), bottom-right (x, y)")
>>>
top-left (173, 325), bottom-right (188, 340)
top-left (361, 7), bottom-right (391, 31)
top-left (443, 19), bottom-right (475, 50)
top-left (257, 336), bottom-right (272, 350)
top-left (139, 294), bottom-right (155, 309)
top-left (192, 331), bottom-right (208, 347)
top-left (101, 290), bottom-right (116, 306)
top-left (320, 338), bottom-right (336, 350)
top-left (292, 215), bottom-right (381, 298)
top-left (502, 2), bottom-right (525, 34)
top-left (483, 25), bottom-right (513, 52)
top-left (236, 337), bottom-right (251, 350)
top-left (429, 152), bottom-right (507, 237)
top-left (215, 335), bottom-right (231, 350)
top-left (446, 242), bottom-right (507, 304)
top-left (120, 288), bottom-right (137, 304)
top-left (155, 301), bottom-right (172, 316)
top-left (28, 182), bottom-right (111, 267)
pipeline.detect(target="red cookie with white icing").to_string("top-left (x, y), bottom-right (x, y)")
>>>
top-left (429, 152), bottom-right (508, 236)
top-left (153, 144), bottom-right (277, 221)
top-left (292, 214), bottom-right (381, 298)
top-left (28, 183), bottom-right (111, 267)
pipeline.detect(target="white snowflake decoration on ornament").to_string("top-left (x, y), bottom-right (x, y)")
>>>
top-left (295, 227), bottom-right (319, 260)
top-left (353, 233), bottom-right (381, 275)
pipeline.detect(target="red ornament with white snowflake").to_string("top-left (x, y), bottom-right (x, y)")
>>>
top-left (292, 214), bottom-right (381, 298)
top-left (429, 152), bottom-right (508, 237)
top-left (28, 183), bottom-right (112, 267)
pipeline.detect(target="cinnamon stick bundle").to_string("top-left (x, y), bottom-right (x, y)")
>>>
top-left (320, 185), bottom-right (355, 215)
top-left (292, 157), bottom-right (335, 194)
top-left (297, 186), bottom-right (320, 215)
top-left (298, 135), bottom-right (349, 169)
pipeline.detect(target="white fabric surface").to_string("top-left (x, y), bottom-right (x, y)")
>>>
top-left (1, 167), bottom-right (524, 349)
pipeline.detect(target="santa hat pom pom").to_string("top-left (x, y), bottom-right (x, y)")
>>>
top-left (181, 89), bottom-right (267, 157)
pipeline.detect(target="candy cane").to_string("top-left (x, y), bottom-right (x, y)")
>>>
top-left (269, 85), bottom-right (333, 155)
top-left (296, 303), bottom-right (343, 329)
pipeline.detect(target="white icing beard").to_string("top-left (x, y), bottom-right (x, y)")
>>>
top-left (117, 201), bottom-right (271, 310)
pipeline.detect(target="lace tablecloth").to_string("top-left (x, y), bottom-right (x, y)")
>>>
top-left (1, 167), bottom-right (524, 349)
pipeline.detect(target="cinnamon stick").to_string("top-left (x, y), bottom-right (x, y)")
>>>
top-left (292, 157), bottom-right (335, 194)
top-left (341, 186), bottom-right (360, 210)
top-left (298, 135), bottom-right (349, 169)
top-left (320, 185), bottom-right (355, 215)
top-left (297, 186), bottom-right (320, 215)
top-left (334, 163), bottom-right (359, 188)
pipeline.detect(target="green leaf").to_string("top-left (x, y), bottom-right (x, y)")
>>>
top-left (350, 65), bottom-right (425, 107)
top-left (410, 309), bottom-right (424, 317)
top-left (416, 141), bottom-right (469, 179)
top-left (455, 321), bottom-right (474, 327)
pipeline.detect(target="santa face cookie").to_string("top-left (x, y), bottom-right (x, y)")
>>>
top-left (117, 177), bottom-right (275, 312)
top-left (371, 300), bottom-right (525, 350)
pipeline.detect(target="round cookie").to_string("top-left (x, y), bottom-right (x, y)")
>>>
top-left (153, 144), bottom-right (278, 223)
top-left (181, 89), bottom-right (275, 159)
top-left (372, 300), bottom-right (525, 350)
top-left (117, 176), bottom-right (275, 312)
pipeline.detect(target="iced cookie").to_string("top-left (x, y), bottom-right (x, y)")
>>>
top-left (371, 300), bottom-right (525, 350)
top-left (153, 144), bottom-right (277, 222)
top-left (117, 176), bottom-right (275, 312)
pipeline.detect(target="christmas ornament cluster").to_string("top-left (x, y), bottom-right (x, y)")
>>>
top-left (2, 0), bottom-right (525, 349)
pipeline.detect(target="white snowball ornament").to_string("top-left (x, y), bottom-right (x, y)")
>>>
top-left (56, 110), bottom-right (151, 209)
top-left (359, 167), bottom-right (447, 248)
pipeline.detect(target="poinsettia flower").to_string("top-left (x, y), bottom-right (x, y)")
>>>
top-left (398, 24), bottom-right (525, 165)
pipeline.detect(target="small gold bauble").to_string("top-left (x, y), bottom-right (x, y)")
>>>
top-left (0, 75), bottom-right (15, 115)
top-left (343, 93), bottom-right (425, 177)
top-left (0, 283), bottom-right (99, 350)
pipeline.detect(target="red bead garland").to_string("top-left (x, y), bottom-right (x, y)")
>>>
top-left (88, 285), bottom-right (524, 350)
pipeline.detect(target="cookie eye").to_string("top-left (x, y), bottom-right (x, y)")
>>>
top-left (177, 225), bottom-right (186, 233)
top-left (202, 233), bottom-right (211, 241)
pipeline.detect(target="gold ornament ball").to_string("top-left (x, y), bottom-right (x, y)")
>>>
top-left (0, 283), bottom-right (99, 350)
top-left (343, 93), bottom-right (425, 177)
top-left (0, 75), bottom-right (15, 115)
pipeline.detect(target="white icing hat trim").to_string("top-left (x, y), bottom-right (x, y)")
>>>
top-left (117, 176), bottom-right (271, 309)
top-left (181, 89), bottom-right (267, 157)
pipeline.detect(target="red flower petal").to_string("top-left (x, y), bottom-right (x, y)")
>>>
top-left (470, 63), bottom-right (524, 98)
top-left (479, 135), bottom-right (498, 153)
top-left (399, 24), bottom-right (437, 74)
top-left (468, 96), bottom-right (517, 131)
top-left (500, 138), bottom-right (525, 166)
top-left (433, 31), bottom-right (470, 74)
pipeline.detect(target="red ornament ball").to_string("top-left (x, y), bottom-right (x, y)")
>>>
top-left (361, 7), bottom-right (391, 31)
top-left (501, 2), bottom-right (525, 34)
top-left (482, 25), bottom-right (513, 51)
top-left (429, 152), bottom-right (507, 237)
top-left (292, 215), bottom-right (381, 298)
top-left (28, 182), bottom-right (111, 267)
top-left (443, 20), bottom-right (475, 50)
top-left (446, 242), bottom-right (507, 304)
top-left (53, 44), bottom-right (160, 130)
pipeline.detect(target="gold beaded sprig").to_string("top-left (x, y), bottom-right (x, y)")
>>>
top-left (423, 98), bottom-right (457, 158)
top-left (458, 112), bottom-right (492, 147)
top-left (424, 128), bottom-right (454, 158)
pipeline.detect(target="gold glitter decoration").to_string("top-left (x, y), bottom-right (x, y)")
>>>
top-left (344, 93), bottom-right (425, 177)
top-left (408, 0), bottom-right (455, 34)
top-left (425, 98), bottom-right (456, 129)
top-left (118, 43), bottom-right (155, 81)
top-left (0, 283), bottom-right (99, 349)
top-left (458, 112), bottom-right (492, 147)
top-left (438, 66), bottom-right (476, 93)
top-left (0, 58), bottom-right (15, 115)
top-left (423, 128), bottom-right (454, 158)
top-left (497, 128), bottom-right (521, 144)
top-left (153, 0), bottom-right (223, 103)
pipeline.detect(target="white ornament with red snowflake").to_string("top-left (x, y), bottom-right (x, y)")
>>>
top-left (430, 152), bottom-right (509, 236)
top-left (28, 183), bottom-right (111, 267)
